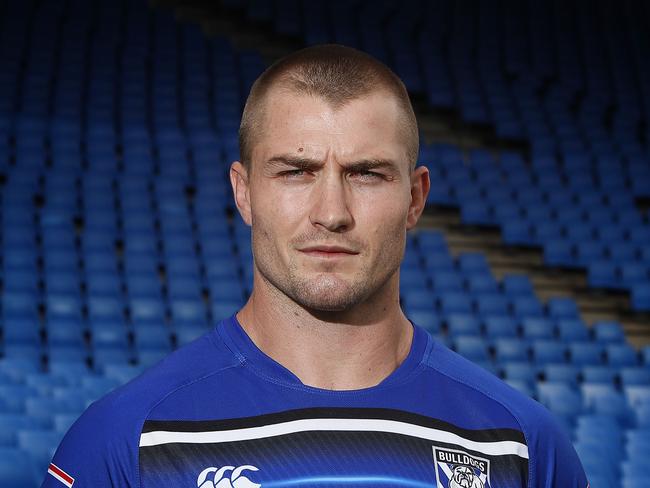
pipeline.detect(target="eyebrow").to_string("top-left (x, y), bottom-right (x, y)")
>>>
top-left (265, 155), bottom-right (400, 172)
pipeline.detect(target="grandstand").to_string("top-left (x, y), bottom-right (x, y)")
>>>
top-left (0, 0), bottom-right (649, 486)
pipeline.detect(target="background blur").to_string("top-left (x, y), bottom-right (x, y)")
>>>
top-left (0, 0), bottom-right (649, 486)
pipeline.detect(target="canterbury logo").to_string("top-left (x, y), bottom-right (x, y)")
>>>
top-left (197, 465), bottom-right (261, 488)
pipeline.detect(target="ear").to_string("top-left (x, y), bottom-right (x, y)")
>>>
top-left (406, 165), bottom-right (430, 230)
top-left (230, 161), bottom-right (252, 226)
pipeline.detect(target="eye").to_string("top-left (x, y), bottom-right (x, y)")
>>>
top-left (281, 169), bottom-right (306, 177)
top-left (350, 170), bottom-right (382, 181)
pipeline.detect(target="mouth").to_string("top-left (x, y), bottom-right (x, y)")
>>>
top-left (298, 245), bottom-right (359, 258)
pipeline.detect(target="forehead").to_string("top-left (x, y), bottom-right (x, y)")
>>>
top-left (252, 89), bottom-right (409, 165)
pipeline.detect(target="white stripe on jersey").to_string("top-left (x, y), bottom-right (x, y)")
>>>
top-left (139, 417), bottom-right (529, 459)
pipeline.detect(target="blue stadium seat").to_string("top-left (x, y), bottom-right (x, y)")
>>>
top-left (45, 293), bottom-right (82, 322)
top-left (492, 338), bottom-right (529, 362)
top-left (87, 296), bottom-right (125, 322)
top-left (608, 243), bottom-right (637, 263)
top-left (556, 319), bottom-right (590, 341)
top-left (581, 383), bottom-right (631, 422)
top-left (620, 367), bottom-right (650, 387)
top-left (48, 361), bottom-right (90, 384)
top-left (629, 226), bottom-right (650, 246)
top-left (126, 274), bottom-right (163, 300)
top-left (500, 274), bottom-right (535, 297)
top-left (92, 346), bottom-right (132, 369)
top-left (543, 239), bottom-right (574, 267)
top-left (452, 336), bottom-right (490, 363)
top-left (483, 315), bottom-right (517, 338)
top-left (134, 324), bottom-right (172, 352)
top-left (90, 322), bottom-right (129, 350)
top-left (86, 271), bottom-right (122, 298)
top-left (44, 269), bottom-right (80, 295)
top-left (80, 376), bottom-right (122, 399)
top-left (53, 413), bottom-right (79, 433)
top-left (429, 270), bottom-right (463, 291)
top-left (521, 317), bottom-right (555, 340)
top-left (417, 230), bottom-right (449, 254)
top-left (24, 395), bottom-right (85, 423)
top-left (501, 361), bottom-right (536, 385)
top-left (2, 269), bottom-right (38, 295)
top-left (170, 298), bottom-right (208, 327)
top-left (546, 297), bottom-right (579, 320)
top-left (582, 366), bottom-right (618, 385)
top-left (401, 266), bottom-right (429, 289)
top-left (530, 340), bottom-right (566, 365)
top-left (631, 284), bottom-right (650, 311)
top-left (17, 429), bottom-right (63, 472)
top-left (500, 219), bottom-right (534, 246)
top-left (606, 343), bottom-right (639, 367)
top-left (437, 292), bottom-right (473, 315)
top-left (510, 296), bottom-right (544, 319)
top-left (175, 325), bottom-right (209, 347)
top-left (620, 263), bottom-right (648, 287)
top-left (46, 316), bottom-right (85, 346)
top-left (407, 309), bottom-right (441, 333)
top-left (3, 291), bottom-right (40, 320)
top-left (536, 382), bottom-right (582, 422)
top-left (424, 253), bottom-right (455, 273)
top-left (592, 321), bottom-right (626, 343)
top-left (0, 414), bottom-right (44, 446)
top-left (84, 250), bottom-right (119, 273)
top-left (167, 275), bottom-right (204, 301)
top-left (2, 316), bottom-right (41, 346)
top-left (208, 277), bottom-right (246, 303)
top-left (575, 241), bottom-right (605, 266)
top-left (129, 297), bottom-right (166, 327)
top-left (457, 253), bottom-right (491, 274)
top-left (587, 260), bottom-right (619, 288)
top-left (0, 446), bottom-right (41, 487)
top-left (101, 364), bottom-right (145, 385)
top-left (542, 363), bottom-right (579, 386)
top-left (465, 274), bottom-right (500, 295)
top-left (568, 342), bottom-right (605, 365)
top-left (211, 300), bottom-right (242, 321)
top-left (445, 314), bottom-right (481, 337)
top-left (137, 349), bottom-right (170, 367)
top-left (474, 293), bottom-right (509, 316)
top-left (401, 289), bottom-right (434, 310)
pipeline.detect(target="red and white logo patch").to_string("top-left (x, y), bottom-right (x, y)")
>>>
top-left (47, 463), bottom-right (75, 487)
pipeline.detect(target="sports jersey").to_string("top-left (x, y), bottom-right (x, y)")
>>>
top-left (42, 315), bottom-right (588, 488)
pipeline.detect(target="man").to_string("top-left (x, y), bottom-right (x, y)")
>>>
top-left (43, 45), bottom-right (587, 487)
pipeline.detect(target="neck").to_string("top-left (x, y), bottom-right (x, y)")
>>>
top-left (236, 272), bottom-right (413, 391)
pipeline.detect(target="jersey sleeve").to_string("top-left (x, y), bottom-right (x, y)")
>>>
top-left (40, 399), bottom-right (138, 487)
top-left (527, 406), bottom-right (589, 487)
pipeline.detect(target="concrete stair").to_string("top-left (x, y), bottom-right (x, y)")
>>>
top-left (419, 208), bottom-right (650, 348)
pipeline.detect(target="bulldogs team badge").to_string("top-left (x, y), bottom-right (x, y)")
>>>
top-left (433, 447), bottom-right (490, 488)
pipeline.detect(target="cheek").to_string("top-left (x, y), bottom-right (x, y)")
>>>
top-left (251, 185), bottom-right (306, 238)
top-left (356, 189), bottom-right (411, 233)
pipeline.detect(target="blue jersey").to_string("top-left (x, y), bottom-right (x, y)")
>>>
top-left (42, 316), bottom-right (587, 488)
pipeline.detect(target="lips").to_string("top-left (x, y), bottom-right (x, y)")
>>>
top-left (298, 245), bottom-right (359, 256)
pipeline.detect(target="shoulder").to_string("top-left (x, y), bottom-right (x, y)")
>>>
top-left (420, 336), bottom-right (587, 486)
top-left (44, 324), bottom-right (240, 487)
top-left (420, 336), bottom-right (549, 429)
top-left (93, 323), bottom-right (239, 422)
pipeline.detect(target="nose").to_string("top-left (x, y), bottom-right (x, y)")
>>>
top-left (309, 172), bottom-right (353, 232)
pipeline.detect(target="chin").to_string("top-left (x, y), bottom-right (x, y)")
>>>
top-left (287, 276), bottom-right (358, 311)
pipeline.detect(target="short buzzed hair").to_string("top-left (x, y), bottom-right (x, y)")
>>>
top-left (238, 44), bottom-right (419, 170)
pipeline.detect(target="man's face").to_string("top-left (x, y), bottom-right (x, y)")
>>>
top-left (231, 89), bottom-right (428, 312)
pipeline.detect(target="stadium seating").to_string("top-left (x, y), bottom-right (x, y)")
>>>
top-left (0, 0), bottom-right (649, 486)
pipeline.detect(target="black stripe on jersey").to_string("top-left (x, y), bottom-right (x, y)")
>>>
top-left (142, 407), bottom-right (526, 444)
